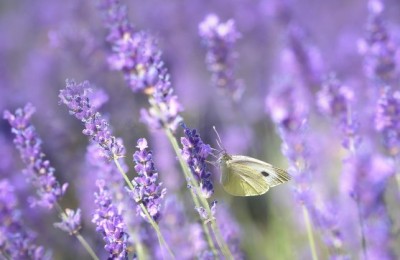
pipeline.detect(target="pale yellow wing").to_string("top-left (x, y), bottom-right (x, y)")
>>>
top-left (230, 155), bottom-right (290, 187)
top-left (222, 163), bottom-right (270, 196)
top-left (221, 155), bottom-right (290, 197)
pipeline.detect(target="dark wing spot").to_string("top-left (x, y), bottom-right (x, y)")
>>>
top-left (261, 171), bottom-right (269, 177)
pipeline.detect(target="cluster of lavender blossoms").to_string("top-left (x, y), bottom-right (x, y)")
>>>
top-left (3, 104), bottom-right (68, 209)
top-left (59, 80), bottom-right (125, 160)
top-left (100, 0), bottom-right (183, 132)
top-left (0, 180), bottom-right (48, 260)
top-left (4, 0), bottom-right (400, 259)
top-left (180, 123), bottom-right (214, 198)
top-left (359, 0), bottom-right (398, 84)
top-left (92, 179), bottom-right (129, 259)
top-left (359, 0), bottom-right (400, 158)
top-left (199, 14), bottom-right (243, 101)
top-left (131, 138), bottom-right (166, 222)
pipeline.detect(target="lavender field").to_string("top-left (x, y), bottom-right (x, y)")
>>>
top-left (1, 0), bottom-right (400, 259)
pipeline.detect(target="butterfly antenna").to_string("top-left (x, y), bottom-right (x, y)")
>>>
top-left (205, 160), bottom-right (218, 168)
top-left (213, 126), bottom-right (224, 151)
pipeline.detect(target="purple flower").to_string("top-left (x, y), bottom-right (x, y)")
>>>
top-left (80, 143), bottom-right (126, 222)
top-left (131, 138), bottom-right (166, 222)
top-left (0, 179), bottom-right (49, 260)
top-left (317, 75), bottom-right (354, 118)
top-left (215, 204), bottom-right (243, 259)
top-left (340, 153), bottom-right (394, 259)
top-left (99, 0), bottom-right (183, 132)
top-left (265, 78), bottom-right (309, 133)
top-left (92, 179), bottom-right (129, 259)
top-left (180, 123), bottom-right (214, 198)
top-left (266, 78), bottom-right (346, 257)
top-left (358, 0), bottom-right (398, 85)
top-left (54, 208), bottom-right (82, 236)
top-left (317, 75), bottom-right (361, 150)
top-left (199, 14), bottom-right (243, 101)
top-left (3, 104), bottom-right (68, 209)
top-left (375, 87), bottom-right (400, 156)
top-left (286, 25), bottom-right (324, 90)
top-left (59, 79), bottom-right (125, 160)
top-left (158, 196), bottom-right (208, 259)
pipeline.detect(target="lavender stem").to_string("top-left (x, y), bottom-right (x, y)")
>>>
top-left (302, 205), bottom-right (318, 260)
top-left (164, 127), bottom-right (233, 258)
top-left (113, 158), bottom-right (175, 259)
top-left (164, 128), bottom-right (218, 255)
top-left (55, 203), bottom-right (99, 260)
top-left (346, 107), bottom-right (368, 260)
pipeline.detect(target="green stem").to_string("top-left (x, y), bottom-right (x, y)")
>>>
top-left (394, 157), bottom-right (400, 194)
top-left (346, 107), bottom-right (367, 259)
top-left (302, 205), bottom-right (318, 260)
top-left (76, 234), bottom-right (100, 260)
top-left (0, 250), bottom-right (11, 260)
top-left (165, 129), bottom-right (218, 255)
top-left (355, 199), bottom-right (368, 260)
top-left (165, 128), bottom-right (233, 259)
top-left (113, 158), bottom-right (175, 259)
top-left (55, 204), bottom-right (99, 260)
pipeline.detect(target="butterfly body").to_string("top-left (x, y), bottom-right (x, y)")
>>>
top-left (219, 152), bottom-right (290, 196)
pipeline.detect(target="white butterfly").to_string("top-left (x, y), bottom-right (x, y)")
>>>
top-left (214, 127), bottom-right (290, 196)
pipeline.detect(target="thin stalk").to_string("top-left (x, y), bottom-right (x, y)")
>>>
top-left (355, 199), bottom-right (368, 260)
top-left (394, 157), bottom-right (400, 194)
top-left (346, 106), bottom-right (367, 259)
top-left (164, 128), bottom-right (233, 259)
top-left (0, 250), bottom-right (11, 260)
top-left (123, 212), bottom-right (147, 260)
top-left (164, 128), bottom-right (218, 255)
top-left (55, 204), bottom-right (99, 260)
top-left (75, 234), bottom-right (100, 260)
top-left (113, 158), bottom-right (175, 259)
top-left (302, 205), bottom-right (318, 260)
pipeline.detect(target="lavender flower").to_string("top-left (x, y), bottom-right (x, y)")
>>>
top-left (273, 1), bottom-right (324, 92)
top-left (267, 78), bottom-right (346, 257)
top-left (131, 138), bottom-right (166, 222)
top-left (199, 14), bottom-right (243, 101)
top-left (359, 0), bottom-right (398, 85)
top-left (92, 179), bottom-right (129, 259)
top-left (341, 153), bottom-right (394, 259)
top-left (80, 143), bottom-right (126, 222)
top-left (100, 0), bottom-right (183, 132)
top-left (375, 87), bottom-right (400, 156)
top-left (157, 196), bottom-right (208, 259)
top-left (317, 75), bottom-right (361, 150)
top-left (0, 179), bottom-right (49, 260)
top-left (54, 209), bottom-right (82, 236)
top-left (215, 204), bottom-right (243, 259)
top-left (180, 123), bottom-right (213, 198)
top-left (59, 79), bottom-right (125, 160)
top-left (3, 104), bottom-right (68, 209)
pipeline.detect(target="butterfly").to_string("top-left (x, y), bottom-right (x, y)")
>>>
top-left (214, 127), bottom-right (290, 196)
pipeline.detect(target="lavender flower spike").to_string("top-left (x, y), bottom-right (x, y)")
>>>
top-left (199, 14), bottom-right (243, 101)
top-left (93, 179), bottom-right (129, 259)
top-left (59, 79), bottom-right (125, 160)
top-left (0, 179), bottom-right (49, 260)
top-left (3, 104), bottom-right (68, 209)
top-left (100, 0), bottom-right (183, 132)
top-left (180, 123), bottom-right (214, 198)
top-left (54, 208), bottom-right (82, 236)
top-left (359, 0), bottom-right (398, 84)
top-left (131, 138), bottom-right (166, 222)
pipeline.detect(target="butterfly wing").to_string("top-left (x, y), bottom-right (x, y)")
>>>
top-left (222, 162), bottom-right (270, 196)
top-left (231, 155), bottom-right (291, 187)
top-left (221, 155), bottom-right (290, 197)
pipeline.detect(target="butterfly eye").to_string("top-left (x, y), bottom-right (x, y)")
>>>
top-left (261, 171), bottom-right (269, 177)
